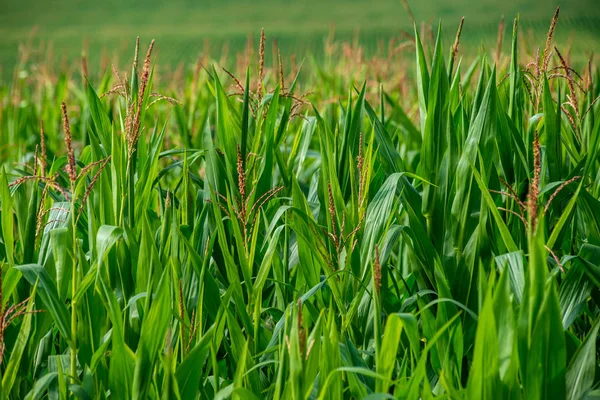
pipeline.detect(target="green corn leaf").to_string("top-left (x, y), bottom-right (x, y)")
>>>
top-left (16, 264), bottom-right (71, 342)
top-left (566, 320), bottom-right (600, 400)
top-left (2, 285), bottom-right (36, 394)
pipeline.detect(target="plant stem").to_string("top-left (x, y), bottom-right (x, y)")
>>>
top-left (70, 193), bottom-right (78, 383)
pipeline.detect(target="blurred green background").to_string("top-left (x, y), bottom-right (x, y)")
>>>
top-left (1, 0), bottom-right (599, 75)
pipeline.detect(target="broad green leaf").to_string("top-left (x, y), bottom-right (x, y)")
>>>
top-left (16, 264), bottom-right (71, 341)
top-left (2, 287), bottom-right (36, 394)
top-left (566, 321), bottom-right (600, 400)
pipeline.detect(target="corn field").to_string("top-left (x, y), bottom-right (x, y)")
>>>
top-left (1, 7), bottom-right (600, 400)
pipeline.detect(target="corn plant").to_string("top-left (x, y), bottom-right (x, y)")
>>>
top-left (1, 6), bottom-right (600, 400)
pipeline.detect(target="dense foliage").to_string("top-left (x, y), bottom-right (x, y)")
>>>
top-left (1, 9), bottom-right (600, 399)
